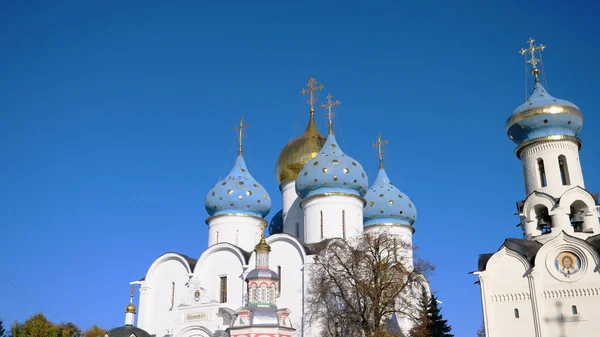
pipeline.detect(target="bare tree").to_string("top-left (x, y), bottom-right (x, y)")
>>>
top-left (306, 230), bottom-right (434, 337)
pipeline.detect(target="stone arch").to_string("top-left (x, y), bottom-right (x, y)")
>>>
top-left (144, 253), bottom-right (194, 282)
top-left (174, 325), bottom-right (214, 337)
top-left (266, 233), bottom-right (308, 263)
top-left (193, 242), bottom-right (249, 274)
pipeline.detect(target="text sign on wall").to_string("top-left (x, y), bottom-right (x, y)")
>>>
top-left (185, 311), bottom-right (209, 322)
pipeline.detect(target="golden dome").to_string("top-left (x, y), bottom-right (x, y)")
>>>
top-left (125, 302), bottom-right (136, 314)
top-left (276, 112), bottom-right (326, 185)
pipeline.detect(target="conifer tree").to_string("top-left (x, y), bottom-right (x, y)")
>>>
top-left (0, 318), bottom-right (6, 337)
top-left (408, 288), bottom-right (431, 337)
top-left (427, 295), bottom-right (453, 337)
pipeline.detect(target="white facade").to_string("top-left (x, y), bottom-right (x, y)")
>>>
top-left (476, 40), bottom-right (600, 337)
top-left (131, 90), bottom-right (422, 337)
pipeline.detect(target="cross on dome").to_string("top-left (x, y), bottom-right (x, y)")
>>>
top-left (301, 77), bottom-right (324, 113)
top-left (321, 93), bottom-right (340, 134)
top-left (234, 117), bottom-right (250, 156)
top-left (373, 133), bottom-right (388, 169)
top-left (519, 37), bottom-right (546, 82)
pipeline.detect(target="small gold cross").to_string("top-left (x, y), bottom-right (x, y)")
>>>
top-left (301, 77), bottom-right (324, 113)
top-left (234, 117), bottom-right (250, 156)
top-left (373, 133), bottom-right (388, 169)
top-left (519, 37), bottom-right (546, 82)
top-left (321, 93), bottom-right (340, 134)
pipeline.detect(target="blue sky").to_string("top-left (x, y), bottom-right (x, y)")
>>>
top-left (1, 1), bottom-right (599, 335)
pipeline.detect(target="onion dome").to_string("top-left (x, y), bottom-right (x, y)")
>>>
top-left (364, 168), bottom-right (416, 226)
top-left (205, 154), bottom-right (272, 218)
top-left (269, 209), bottom-right (283, 235)
top-left (296, 95), bottom-right (368, 199)
top-left (507, 37), bottom-right (583, 154)
top-left (275, 112), bottom-right (326, 185)
top-left (506, 82), bottom-right (582, 147)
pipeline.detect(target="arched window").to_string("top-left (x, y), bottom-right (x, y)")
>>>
top-left (342, 210), bottom-right (346, 239)
top-left (235, 230), bottom-right (239, 245)
top-left (538, 159), bottom-right (547, 187)
top-left (559, 155), bottom-right (570, 185)
top-left (570, 200), bottom-right (589, 232)
top-left (295, 222), bottom-right (300, 237)
top-left (277, 265), bottom-right (282, 297)
top-left (216, 231), bottom-right (219, 243)
top-left (572, 305), bottom-right (578, 315)
top-left (514, 308), bottom-right (520, 318)
top-left (320, 211), bottom-right (324, 239)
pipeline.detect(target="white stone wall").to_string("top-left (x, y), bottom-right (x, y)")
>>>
top-left (479, 233), bottom-right (600, 337)
top-left (281, 180), bottom-right (305, 241)
top-left (206, 215), bottom-right (264, 251)
top-left (520, 140), bottom-right (584, 196)
top-left (301, 194), bottom-right (364, 244)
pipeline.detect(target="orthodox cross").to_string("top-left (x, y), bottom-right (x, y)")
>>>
top-left (301, 77), bottom-right (324, 113)
top-left (373, 133), bottom-right (388, 169)
top-left (519, 37), bottom-right (546, 82)
top-left (130, 285), bottom-right (135, 300)
top-left (321, 93), bottom-right (340, 134)
top-left (234, 117), bottom-right (250, 156)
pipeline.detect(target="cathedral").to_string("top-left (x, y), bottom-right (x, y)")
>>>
top-left (474, 38), bottom-right (600, 336)
top-left (119, 77), bottom-right (421, 337)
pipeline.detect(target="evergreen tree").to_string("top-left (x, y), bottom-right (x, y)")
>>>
top-left (427, 295), bottom-right (453, 337)
top-left (408, 287), bottom-right (431, 337)
top-left (0, 318), bottom-right (6, 337)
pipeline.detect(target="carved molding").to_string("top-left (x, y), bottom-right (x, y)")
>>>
top-left (542, 287), bottom-right (600, 299)
top-left (521, 140), bottom-right (579, 159)
top-left (490, 292), bottom-right (531, 302)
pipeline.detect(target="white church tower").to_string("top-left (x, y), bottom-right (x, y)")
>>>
top-left (205, 117), bottom-right (272, 252)
top-left (474, 38), bottom-right (600, 337)
top-left (295, 94), bottom-right (369, 243)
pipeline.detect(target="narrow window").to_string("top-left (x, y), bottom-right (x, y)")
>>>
top-left (514, 308), bottom-right (520, 318)
top-left (216, 231), bottom-right (219, 243)
top-left (320, 211), bottom-right (324, 239)
top-left (261, 288), bottom-right (267, 303)
top-left (170, 281), bottom-right (175, 310)
top-left (538, 159), bottom-right (547, 187)
top-left (393, 238), bottom-right (398, 261)
top-left (342, 210), bottom-right (346, 239)
top-left (235, 230), bottom-right (239, 245)
top-left (277, 265), bottom-right (282, 297)
top-left (559, 155), bottom-right (570, 185)
top-left (295, 222), bottom-right (300, 238)
top-left (220, 276), bottom-right (227, 303)
top-left (572, 305), bottom-right (578, 315)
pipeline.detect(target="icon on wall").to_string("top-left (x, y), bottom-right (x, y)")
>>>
top-left (555, 252), bottom-right (581, 278)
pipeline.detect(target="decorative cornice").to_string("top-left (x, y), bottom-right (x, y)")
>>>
top-left (205, 213), bottom-right (267, 225)
top-left (516, 135), bottom-right (581, 159)
top-left (300, 192), bottom-right (367, 207)
top-left (491, 292), bottom-right (531, 302)
top-left (363, 222), bottom-right (415, 234)
top-left (542, 287), bottom-right (600, 299)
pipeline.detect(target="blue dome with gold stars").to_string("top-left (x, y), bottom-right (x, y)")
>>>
top-left (296, 133), bottom-right (368, 199)
top-left (205, 154), bottom-right (271, 218)
top-left (506, 81), bottom-right (582, 148)
top-left (269, 209), bottom-right (283, 235)
top-left (364, 168), bottom-right (416, 226)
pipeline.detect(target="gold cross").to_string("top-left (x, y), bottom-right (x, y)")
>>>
top-left (373, 133), bottom-right (388, 169)
top-left (300, 77), bottom-right (324, 113)
top-left (321, 93), bottom-right (340, 134)
top-left (519, 37), bottom-right (546, 82)
top-left (234, 117), bottom-right (250, 156)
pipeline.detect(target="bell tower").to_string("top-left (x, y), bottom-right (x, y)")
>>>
top-left (506, 38), bottom-right (600, 240)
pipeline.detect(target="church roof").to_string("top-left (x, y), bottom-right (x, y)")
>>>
top-left (302, 238), bottom-right (334, 255)
top-left (139, 252), bottom-right (198, 281)
top-left (105, 326), bottom-right (152, 337)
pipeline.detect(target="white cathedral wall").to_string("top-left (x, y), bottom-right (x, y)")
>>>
top-left (480, 249), bottom-right (536, 337)
top-left (520, 140), bottom-right (584, 196)
top-left (206, 215), bottom-right (264, 252)
top-left (281, 180), bottom-right (305, 241)
top-left (364, 224), bottom-right (414, 270)
top-left (138, 257), bottom-right (193, 337)
top-left (193, 248), bottom-right (245, 310)
top-left (301, 195), bottom-right (364, 244)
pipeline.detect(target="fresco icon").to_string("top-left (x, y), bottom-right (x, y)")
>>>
top-left (555, 252), bottom-right (581, 278)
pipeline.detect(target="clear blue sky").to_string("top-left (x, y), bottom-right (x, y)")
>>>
top-left (1, 1), bottom-right (599, 335)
